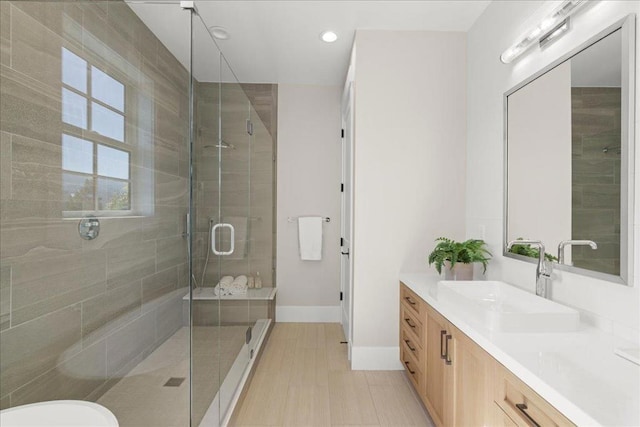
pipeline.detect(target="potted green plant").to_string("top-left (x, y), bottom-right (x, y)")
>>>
top-left (428, 237), bottom-right (492, 280)
top-left (507, 238), bottom-right (558, 262)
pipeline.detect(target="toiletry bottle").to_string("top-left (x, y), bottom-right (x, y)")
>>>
top-left (255, 272), bottom-right (262, 289)
top-left (247, 275), bottom-right (255, 288)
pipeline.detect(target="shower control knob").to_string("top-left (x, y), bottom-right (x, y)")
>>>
top-left (78, 215), bottom-right (100, 240)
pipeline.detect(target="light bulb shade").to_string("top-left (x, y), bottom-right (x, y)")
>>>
top-left (500, 0), bottom-right (589, 64)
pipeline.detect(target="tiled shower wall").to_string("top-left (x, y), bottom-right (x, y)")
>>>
top-left (571, 87), bottom-right (621, 275)
top-left (193, 83), bottom-right (276, 291)
top-left (0, 1), bottom-right (189, 408)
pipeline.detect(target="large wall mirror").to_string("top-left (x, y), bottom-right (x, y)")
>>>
top-left (504, 14), bottom-right (636, 285)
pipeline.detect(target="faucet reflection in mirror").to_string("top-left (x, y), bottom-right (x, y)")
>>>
top-left (507, 239), bottom-right (552, 299)
top-left (557, 240), bottom-right (597, 265)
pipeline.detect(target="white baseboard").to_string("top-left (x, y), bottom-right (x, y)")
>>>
top-left (276, 305), bottom-right (341, 323)
top-left (351, 346), bottom-right (404, 370)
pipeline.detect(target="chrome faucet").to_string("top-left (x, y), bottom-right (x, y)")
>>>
top-left (557, 240), bottom-right (597, 265)
top-left (507, 239), bottom-right (552, 298)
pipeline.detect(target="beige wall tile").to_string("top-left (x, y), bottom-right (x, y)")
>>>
top-left (81, 217), bottom-right (143, 250)
top-left (0, 3), bottom-right (10, 67)
top-left (156, 235), bottom-right (186, 271)
top-left (0, 394), bottom-right (10, 410)
top-left (0, 132), bottom-right (10, 200)
top-left (82, 280), bottom-right (142, 345)
top-left (10, 6), bottom-right (62, 90)
top-left (0, 304), bottom-right (81, 395)
top-left (0, 66), bottom-right (62, 144)
top-left (0, 265), bottom-right (10, 331)
top-left (155, 296), bottom-right (183, 342)
top-left (105, 311), bottom-right (155, 378)
top-left (11, 251), bottom-right (106, 318)
top-left (11, 340), bottom-right (107, 407)
top-left (0, 220), bottom-right (81, 261)
top-left (142, 266), bottom-right (178, 304)
top-left (106, 241), bottom-right (155, 289)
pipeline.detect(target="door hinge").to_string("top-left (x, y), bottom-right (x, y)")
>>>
top-left (340, 183), bottom-right (344, 193)
top-left (340, 237), bottom-right (344, 246)
top-left (340, 291), bottom-right (343, 301)
top-left (341, 128), bottom-right (345, 138)
top-left (246, 119), bottom-right (254, 136)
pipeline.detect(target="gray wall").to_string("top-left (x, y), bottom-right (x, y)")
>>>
top-left (0, 1), bottom-right (189, 408)
top-left (571, 87), bottom-right (621, 275)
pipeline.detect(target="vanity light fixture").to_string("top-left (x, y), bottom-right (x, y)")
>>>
top-left (500, 0), bottom-right (589, 64)
top-left (320, 30), bottom-right (338, 43)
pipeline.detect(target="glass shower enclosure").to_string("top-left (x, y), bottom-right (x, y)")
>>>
top-left (0, 1), bottom-right (274, 426)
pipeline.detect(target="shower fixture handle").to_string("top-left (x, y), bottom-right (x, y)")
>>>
top-left (211, 223), bottom-right (235, 256)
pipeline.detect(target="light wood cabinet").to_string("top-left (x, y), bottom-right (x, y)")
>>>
top-left (424, 303), bottom-right (452, 427)
top-left (493, 360), bottom-right (574, 427)
top-left (450, 324), bottom-right (492, 426)
top-left (399, 282), bottom-right (575, 427)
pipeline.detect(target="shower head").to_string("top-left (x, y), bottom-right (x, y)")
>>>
top-left (204, 140), bottom-right (235, 150)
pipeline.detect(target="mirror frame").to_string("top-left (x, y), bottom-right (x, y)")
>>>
top-left (503, 14), bottom-right (636, 286)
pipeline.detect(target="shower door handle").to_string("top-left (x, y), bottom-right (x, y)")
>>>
top-left (211, 223), bottom-right (235, 256)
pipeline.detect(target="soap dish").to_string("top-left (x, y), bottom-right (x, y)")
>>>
top-left (614, 347), bottom-right (640, 366)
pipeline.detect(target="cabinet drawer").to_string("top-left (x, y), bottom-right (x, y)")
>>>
top-left (493, 402), bottom-right (518, 427)
top-left (400, 303), bottom-right (424, 346)
top-left (401, 327), bottom-right (424, 366)
top-left (400, 282), bottom-right (424, 318)
top-left (495, 363), bottom-right (574, 427)
top-left (401, 345), bottom-right (424, 394)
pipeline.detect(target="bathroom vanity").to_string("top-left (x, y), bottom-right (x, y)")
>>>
top-left (399, 275), bottom-right (640, 427)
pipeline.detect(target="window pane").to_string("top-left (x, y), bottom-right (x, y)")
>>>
top-left (98, 144), bottom-right (129, 179)
top-left (62, 48), bottom-right (87, 93)
top-left (62, 88), bottom-right (87, 129)
top-left (63, 172), bottom-right (94, 211)
top-left (97, 178), bottom-right (130, 210)
top-left (92, 66), bottom-right (124, 112)
top-left (62, 134), bottom-right (93, 174)
top-left (91, 102), bottom-right (124, 142)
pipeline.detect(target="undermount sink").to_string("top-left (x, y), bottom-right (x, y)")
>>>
top-left (435, 281), bottom-right (580, 333)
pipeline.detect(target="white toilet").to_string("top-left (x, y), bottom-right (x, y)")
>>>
top-left (0, 400), bottom-right (118, 427)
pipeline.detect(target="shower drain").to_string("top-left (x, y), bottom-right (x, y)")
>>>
top-left (163, 377), bottom-right (186, 387)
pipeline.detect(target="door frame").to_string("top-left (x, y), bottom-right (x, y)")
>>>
top-left (340, 65), bottom-right (355, 360)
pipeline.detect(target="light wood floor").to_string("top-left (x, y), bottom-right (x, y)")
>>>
top-left (232, 323), bottom-right (434, 427)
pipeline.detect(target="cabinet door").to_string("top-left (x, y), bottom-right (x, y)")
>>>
top-left (451, 326), bottom-right (491, 426)
top-left (424, 305), bottom-right (452, 427)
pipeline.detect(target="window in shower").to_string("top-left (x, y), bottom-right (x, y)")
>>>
top-left (61, 47), bottom-right (131, 213)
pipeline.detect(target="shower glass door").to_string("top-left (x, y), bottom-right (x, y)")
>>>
top-left (190, 10), bottom-right (251, 426)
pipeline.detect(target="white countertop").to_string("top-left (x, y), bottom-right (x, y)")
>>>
top-left (400, 273), bottom-right (640, 427)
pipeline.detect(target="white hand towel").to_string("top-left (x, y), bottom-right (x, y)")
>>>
top-left (298, 216), bottom-right (323, 261)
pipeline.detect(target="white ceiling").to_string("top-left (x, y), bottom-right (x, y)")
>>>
top-left (129, 1), bottom-right (491, 86)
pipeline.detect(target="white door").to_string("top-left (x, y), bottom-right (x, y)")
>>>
top-left (340, 81), bottom-right (354, 359)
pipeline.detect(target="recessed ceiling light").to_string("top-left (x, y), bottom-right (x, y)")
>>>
top-left (209, 26), bottom-right (230, 40)
top-left (320, 30), bottom-right (338, 43)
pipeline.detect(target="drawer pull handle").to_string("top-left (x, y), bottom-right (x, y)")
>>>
top-left (404, 361), bottom-right (415, 374)
top-left (404, 339), bottom-right (416, 352)
top-left (515, 403), bottom-right (541, 427)
top-left (445, 334), bottom-right (452, 365)
top-left (440, 330), bottom-right (447, 359)
top-left (404, 318), bottom-right (416, 328)
top-left (404, 296), bottom-right (416, 305)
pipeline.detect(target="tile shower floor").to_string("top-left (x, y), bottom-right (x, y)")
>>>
top-left (98, 325), bottom-right (247, 427)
